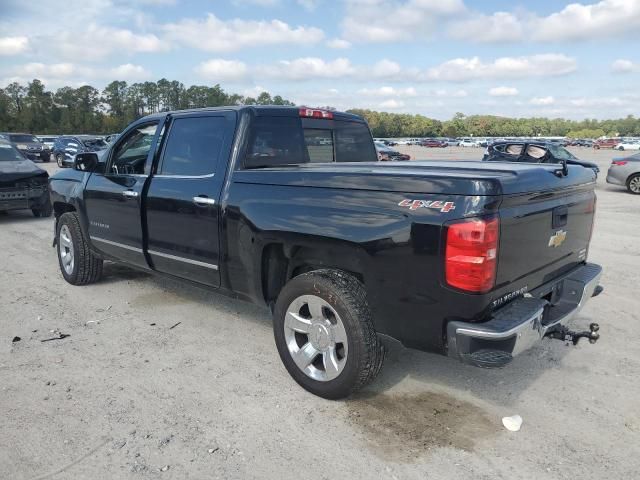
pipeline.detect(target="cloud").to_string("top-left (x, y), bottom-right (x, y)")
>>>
top-left (432, 89), bottom-right (468, 97)
top-left (0, 36), bottom-right (29, 55)
top-left (108, 63), bottom-right (152, 80)
top-left (194, 59), bottom-right (249, 81)
top-left (163, 13), bottom-right (324, 52)
top-left (611, 59), bottom-right (639, 73)
top-left (531, 0), bottom-right (640, 42)
top-left (425, 54), bottom-right (577, 82)
top-left (297, 0), bottom-right (320, 10)
top-left (326, 38), bottom-right (352, 49)
top-left (530, 96), bottom-right (555, 105)
top-left (4, 62), bottom-right (151, 84)
top-left (342, 0), bottom-right (465, 43)
top-left (258, 57), bottom-right (356, 80)
top-left (448, 12), bottom-right (524, 43)
top-left (379, 99), bottom-right (405, 109)
top-left (489, 86), bottom-right (519, 97)
top-left (357, 86), bottom-right (417, 97)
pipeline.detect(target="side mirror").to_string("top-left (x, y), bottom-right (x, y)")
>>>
top-left (74, 152), bottom-right (99, 172)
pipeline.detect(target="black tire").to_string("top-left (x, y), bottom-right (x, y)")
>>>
top-left (56, 212), bottom-right (103, 285)
top-left (56, 153), bottom-right (66, 168)
top-left (627, 174), bottom-right (640, 195)
top-left (32, 198), bottom-right (52, 217)
top-left (273, 269), bottom-right (385, 399)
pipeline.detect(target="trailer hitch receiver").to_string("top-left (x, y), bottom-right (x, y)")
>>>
top-left (547, 323), bottom-right (600, 346)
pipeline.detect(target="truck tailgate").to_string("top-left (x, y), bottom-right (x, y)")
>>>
top-left (493, 182), bottom-right (595, 302)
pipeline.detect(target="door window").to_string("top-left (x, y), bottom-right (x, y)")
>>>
top-left (109, 123), bottom-right (158, 175)
top-left (159, 116), bottom-right (227, 176)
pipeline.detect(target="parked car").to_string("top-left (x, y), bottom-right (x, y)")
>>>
top-left (458, 138), bottom-right (479, 147)
top-left (38, 135), bottom-right (58, 152)
top-left (483, 141), bottom-right (600, 176)
top-left (614, 141), bottom-right (640, 151)
top-left (0, 139), bottom-right (52, 217)
top-left (104, 133), bottom-right (120, 144)
top-left (52, 135), bottom-right (108, 167)
top-left (606, 153), bottom-right (640, 194)
top-left (375, 142), bottom-right (410, 161)
top-left (50, 106), bottom-right (603, 399)
top-left (594, 138), bottom-right (619, 149)
top-left (0, 132), bottom-right (50, 162)
top-left (444, 138), bottom-right (460, 147)
top-left (421, 139), bottom-right (447, 148)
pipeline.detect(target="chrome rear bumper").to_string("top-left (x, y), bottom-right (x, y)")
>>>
top-left (447, 263), bottom-right (603, 367)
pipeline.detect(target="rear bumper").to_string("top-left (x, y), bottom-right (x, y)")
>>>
top-left (606, 171), bottom-right (625, 186)
top-left (446, 263), bottom-right (603, 367)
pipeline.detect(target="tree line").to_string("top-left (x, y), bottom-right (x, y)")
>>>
top-left (0, 79), bottom-right (294, 135)
top-left (348, 110), bottom-right (640, 139)
top-left (1, 79), bottom-right (639, 138)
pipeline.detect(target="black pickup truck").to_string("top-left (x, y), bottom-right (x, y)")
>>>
top-left (49, 106), bottom-right (603, 399)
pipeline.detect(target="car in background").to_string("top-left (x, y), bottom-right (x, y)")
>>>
top-left (374, 142), bottom-right (410, 161)
top-left (607, 153), bottom-right (640, 194)
top-left (458, 138), bottom-right (479, 147)
top-left (104, 133), bottom-right (120, 144)
top-left (483, 141), bottom-right (600, 176)
top-left (38, 135), bottom-right (58, 152)
top-left (0, 139), bottom-right (52, 217)
top-left (614, 140), bottom-right (640, 151)
top-left (52, 135), bottom-right (109, 167)
top-left (444, 138), bottom-right (459, 146)
top-left (0, 132), bottom-right (50, 162)
top-left (594, 138), bottom-right (619, 149)
top-left (420, 139), bottom-right (447, 148)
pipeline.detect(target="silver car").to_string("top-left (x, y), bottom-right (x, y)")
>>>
top-left (606, 152), bottom-right (640, 194)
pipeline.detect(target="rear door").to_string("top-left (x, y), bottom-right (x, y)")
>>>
top-left (144, 111), bottom-right (236, 286)
top-left (83, 120), bottom-right (162, 268)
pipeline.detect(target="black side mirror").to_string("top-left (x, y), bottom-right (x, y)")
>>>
top-left (74, 152), bottom-right (99, 172)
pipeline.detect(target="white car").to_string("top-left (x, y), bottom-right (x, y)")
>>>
top-left (615, 141), bottom-right (640, 151)
top-left (459, 139), bottom-right (479, 147)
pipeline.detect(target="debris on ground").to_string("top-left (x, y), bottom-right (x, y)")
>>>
top-left (160, 465), bottom-right (170, 472)
top-left (12, 336), bottom-right (21, 343)
top-left (41, 333), bottom-right (71, 342)
top-left (502, 415), bottom-right (523, 432)
top-left (208, 447), bottom-right (219, 454)
top-left (169, 322), bottom-right (181, 330)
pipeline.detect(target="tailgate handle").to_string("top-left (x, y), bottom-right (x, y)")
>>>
top-left (552, 205), bottom-right (568, 228)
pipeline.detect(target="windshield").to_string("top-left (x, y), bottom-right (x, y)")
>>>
top-left (0, 143), bottom-right (24, 161)
top-left (547, 144), bottom-right (577, 160)
top-left (9, 134), bottom-right (40, 143)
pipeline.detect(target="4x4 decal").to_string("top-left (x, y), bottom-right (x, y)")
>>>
top-left (398, 199), bottom-right (456, 213)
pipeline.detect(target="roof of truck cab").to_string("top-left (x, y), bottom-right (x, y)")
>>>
top-left (138, 106), bottom-right (364, 122)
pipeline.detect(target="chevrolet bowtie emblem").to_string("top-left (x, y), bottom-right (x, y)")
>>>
top-left (548, 229), bottom-right (567, 248)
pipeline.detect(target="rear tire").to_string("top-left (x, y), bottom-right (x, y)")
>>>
top-left (273, 269), bottom-right (385, 399)
top-left (56, 153), bottom-right (65, 168)
top-left (57, 212), bottom-right (103, 285)
top-left (627, 174), bottom-right (640, 195)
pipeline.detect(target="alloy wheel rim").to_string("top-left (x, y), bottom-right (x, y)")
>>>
top-left (284, 294), bottom-right (348, 382)
top-left (630, 177), bottom-right (640, 193)
top-left (59, 225), bottom-right (74, 275)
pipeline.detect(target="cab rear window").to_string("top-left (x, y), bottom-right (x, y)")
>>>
top-left (244, 116), bottom-right (375, 168)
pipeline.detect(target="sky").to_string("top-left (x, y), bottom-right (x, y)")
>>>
top-left (0, 0), bottom-right (639, 120)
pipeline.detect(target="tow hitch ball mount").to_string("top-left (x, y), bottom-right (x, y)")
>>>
top-left (547, 323), bottom-right (600, 346)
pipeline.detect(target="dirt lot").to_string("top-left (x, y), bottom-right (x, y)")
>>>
top-left (1, 147), bottom-right (639, 479)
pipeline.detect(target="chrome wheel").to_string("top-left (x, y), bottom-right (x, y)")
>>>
top-left (59, 224), bottom-right (74, 275)
top-left (630, 176), bottom-right (640, 193)
top-left (284, 294), bottom-right (348, 382)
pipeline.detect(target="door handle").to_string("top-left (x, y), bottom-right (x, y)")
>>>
top-left (122, 190), bottom-right (139, 198)
top-left (193, 196), bottom-right (216, 206)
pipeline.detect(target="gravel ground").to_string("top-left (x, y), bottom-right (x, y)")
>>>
top-left (1, 147), bottom-right (639, 479)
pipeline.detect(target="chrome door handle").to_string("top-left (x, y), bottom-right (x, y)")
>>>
top-left (122, 190), bottom-right (139, 198)
top-left (193, 196), bottom-right (216, 206)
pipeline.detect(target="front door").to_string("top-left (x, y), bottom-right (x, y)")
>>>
top-left (145, 111), bottom-right (236, 286)
top-left (84, 120), bottom-right (162, 268)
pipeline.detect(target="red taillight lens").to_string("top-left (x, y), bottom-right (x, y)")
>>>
top-left (445, 217), bottom-right (499, 293)
top-left (612, 160), bottom-right (628, 166)
top-left (299, 107), bottom-right (333, 119)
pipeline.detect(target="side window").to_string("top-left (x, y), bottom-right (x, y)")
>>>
top-left (245, 116), bottom-right (308, 168)
top-left (304, 129), bottom-right (334, 163)
top-left (160, 116), bottom-right (227, 176)
top-left (109, 123), bottom-right (158, 175)
top-left (334, 122), bottom-right (377, 163)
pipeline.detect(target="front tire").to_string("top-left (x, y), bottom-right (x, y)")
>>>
top-left (56, 153), bottom-right (66, 168)
top-left (627, 174), bottom-right (640, 195)
top-left (273, 269), bottom-right (385, 399)
top-left (57, 212), bottom-right (103, 285)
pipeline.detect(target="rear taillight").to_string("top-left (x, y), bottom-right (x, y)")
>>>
top-left (612, 160), bottom-right (628, 166)
top-left (299, 107), bottom-right (333, 119)
top-left (445, 217), bottom-right (499, 293)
